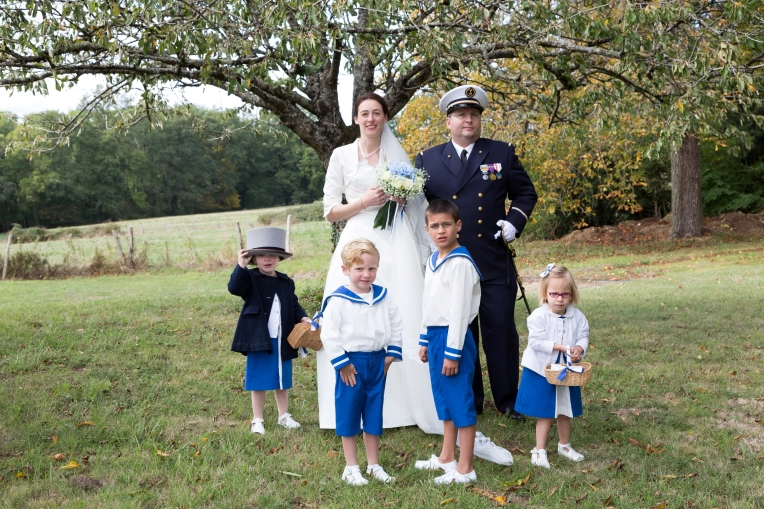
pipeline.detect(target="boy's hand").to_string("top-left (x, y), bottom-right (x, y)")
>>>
top-left (419, 346), bottom-right (429, 363)
top-left (339, 364), bottom-right (357, 387)
top-left (237, 249), bottom-right (252, 268)
top-left (442, 358), bottom-right (459, 376)
top-left (384, 356), bottom-right (395, 375)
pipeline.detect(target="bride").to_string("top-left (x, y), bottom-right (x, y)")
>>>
top-left (317, 92), bottom-right (441, 434)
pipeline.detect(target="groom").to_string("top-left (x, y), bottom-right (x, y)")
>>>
top-left (416, 85), bottom-right (537, 420)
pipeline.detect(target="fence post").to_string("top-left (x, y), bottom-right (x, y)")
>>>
top-left (2, 229), bottom-right (12, 280)
top-left (113, 230), bottom-right (126, 266)
top-left (236, 222), bottom-right (244, 250)
top-left (285, 214), bottom-right (292, 254)
top-left (128, 226), bottom-right (135, 268)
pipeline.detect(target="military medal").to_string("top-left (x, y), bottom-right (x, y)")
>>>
top-left (480, 163), bottom-right (503, 181)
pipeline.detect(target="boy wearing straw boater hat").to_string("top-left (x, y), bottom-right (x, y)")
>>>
top-left (228, 227), bottom-right (311, 435)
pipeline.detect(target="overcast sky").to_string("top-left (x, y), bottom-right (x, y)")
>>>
top-left (0, 74), bottom-right (355, 124)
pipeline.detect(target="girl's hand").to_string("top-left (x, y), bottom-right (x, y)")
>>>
top-left (389, 195), bottom-right (407, 205)
top-left (570, 345), bottom-right (584, 362)
top-left (237, 249), bottom-right (252, 268)
top-left (300, 317), bottom-right (312, 325)
top-left (361, 186), bottom-right (386, 208)
top-left (419, 346), bottom-right (429, 363)
top-left (340, 364), bottom-right (357, 386)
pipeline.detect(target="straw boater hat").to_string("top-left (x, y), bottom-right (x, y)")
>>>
top-left (245, 227), bottom-right (293, 259)
top-left (439, 85), bottom-right (489, 115)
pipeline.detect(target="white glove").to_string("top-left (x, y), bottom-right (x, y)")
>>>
top-left (494, 220), bottom-right (517, 243)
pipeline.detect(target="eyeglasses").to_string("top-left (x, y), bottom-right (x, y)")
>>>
top-left (548, 292), bottom-right (571, 299)
top-left (449, 111), bottom-right (481, 120)
top-left (427, 222), bottom-right (456, 230)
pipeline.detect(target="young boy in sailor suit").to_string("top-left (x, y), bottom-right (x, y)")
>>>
top-left (318, 239), bottom-right (403, 486)
top-left (415, 199), bottom-right (482, 484)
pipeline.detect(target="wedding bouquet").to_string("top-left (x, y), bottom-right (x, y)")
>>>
top-left (373, 161), bottom-right (428, 231)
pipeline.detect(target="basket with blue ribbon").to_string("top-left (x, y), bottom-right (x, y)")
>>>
top-left (286, 320), bottom-right (323, 351)
top-left (544, 345), bottom-right (592, 387)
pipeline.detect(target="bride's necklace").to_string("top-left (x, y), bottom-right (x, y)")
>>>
top-left (359, 142), bottom-right (380, 161)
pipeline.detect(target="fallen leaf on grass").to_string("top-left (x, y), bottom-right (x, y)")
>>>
top-left (575, 493), bottom-right (588, 503)
top-left (609, 459), bottom-right (624, 470)
top-left (661, 474), bottom-right (678, 480)
top-left (728, 371), bottom-right (736, 376)
top-left (590, 484), bottom-right (599, 491)
top-left (649, 503), bottom-right (667, 509)
top-left (76, 421), bottom-right (94, 427)
top-left (156, 450), bottom-right (170, 458)
top-left (580, 468), bottom-right (594, 473)
top-left (281, 471), bottom-right (302, 477)
top-left (440, 498), bottom-right (457, 505)
top-left (393, 462), bottom-right (406, 469)
top-left (601, 398), bottom-right (610, 403)
top-left (610, 437), bottom-right (621, 446)
top-left (60, 461), bottom-right (80, 469)
top-left (472, 488), bottom-right (506, 505)
top-left (497, 422), bottom-right (507, 428)
top-left (685, 472), bottom-right (698, 478)
top-left (52, 435), bottom-right (58, 444)
top-left (604, 494), bottom-right (612, 506)
top-left (327, 450), bottom-right (338, 458)
top-left (628, 438), bottom-right (642, 447)
top-left (511, 446), bottom-right (526, 455)
top-left (549, 486), bottom-right (558, 496)
top-left (646, 444), bottom-right (664, 455)
top-left (733, 435), bottom-right (743, 440)
top-left (265, 446), bottom-right (283, 456)
top-left (53, 453), bottom-right (65, 461)
top-left (194, 450), bottom-right (201, 457)
top-left (756, 456), bottom-right (764, 460)
top-left (16, 472), bottom-right (26, 479)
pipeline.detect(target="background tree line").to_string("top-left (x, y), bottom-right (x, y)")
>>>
top-left (0, 107), bottom-right (325, 231)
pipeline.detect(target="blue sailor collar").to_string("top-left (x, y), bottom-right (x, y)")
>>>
top-left (314, 284), bottom-right (388, 320)
top-left (428, 246), bottom-right (484, 281)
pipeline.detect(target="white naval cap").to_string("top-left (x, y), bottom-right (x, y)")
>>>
top-left (439, 85), bottom-right (489, 115)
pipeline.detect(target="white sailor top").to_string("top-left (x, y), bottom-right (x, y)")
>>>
top-left (317, 284), bottom-right (404, 371)
top-left (520, 303), bottom-right (590, 376)
top-left (419, 246), bottom-right (482, 362)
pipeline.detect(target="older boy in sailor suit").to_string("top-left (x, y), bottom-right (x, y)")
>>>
top-left (416, 85), bottom-right (538, 420)
top-left (318, 239), bottom-right (403, 486)
top-left (415, 200), bottom-right (482, 484)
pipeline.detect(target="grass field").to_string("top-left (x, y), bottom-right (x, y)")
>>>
top-left (1, 214), bottom-right (763, 508)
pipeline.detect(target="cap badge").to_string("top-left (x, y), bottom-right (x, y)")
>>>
top-left (465, 87), bottom-right (476, 98)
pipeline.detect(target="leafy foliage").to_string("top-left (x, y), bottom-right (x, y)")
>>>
top-left (0, 107), bottom-right (325, 229)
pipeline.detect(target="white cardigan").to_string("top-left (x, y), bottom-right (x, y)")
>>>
top-left (520, 304), bottom-right (589, 376)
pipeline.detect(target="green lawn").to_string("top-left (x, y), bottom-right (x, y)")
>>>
top-left (1, 222), bottom-right (763, 508)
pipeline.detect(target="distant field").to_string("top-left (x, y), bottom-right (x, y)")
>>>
top-left (1, 202), bottom-right (333, 283)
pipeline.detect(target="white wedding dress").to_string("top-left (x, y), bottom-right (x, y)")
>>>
top-left (317, 136), bottom-right (442, 434)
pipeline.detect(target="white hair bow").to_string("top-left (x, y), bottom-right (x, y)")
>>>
top-left (539, 263), bottom-right (555, 277)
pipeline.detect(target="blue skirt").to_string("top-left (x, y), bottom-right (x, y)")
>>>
top-left (514, 368), bottom-right (582, 419)
top-left (244, 337), bottom-right (293, 391)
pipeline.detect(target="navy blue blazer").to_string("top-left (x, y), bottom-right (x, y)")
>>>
top-left (228, 265), bottom-right (308, 359)
top-left (416, 138), bottom-right (538, 281)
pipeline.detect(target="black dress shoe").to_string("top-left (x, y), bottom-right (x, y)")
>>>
top-left (506, 410), bottom-right (525, 421)
top-left (475, 403), bottom-right (484, 415)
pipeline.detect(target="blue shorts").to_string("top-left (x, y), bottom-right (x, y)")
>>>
top-left (335, 349), bottom-right (387, 437)
top-left (244, 338), bottom-right (292, 391)
top-left (423, 326), bottom-right (477, 428)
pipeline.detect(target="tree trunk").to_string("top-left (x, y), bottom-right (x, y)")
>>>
top-left (669, 134), bottom-right (703, 238)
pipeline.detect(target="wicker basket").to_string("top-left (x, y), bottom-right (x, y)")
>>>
top-left (286, 322), bottom-right (323, 351)
top-left (544, 362), bottom-right (592, 387)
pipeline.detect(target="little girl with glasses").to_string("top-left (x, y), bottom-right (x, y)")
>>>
top-left (514, 264), bottom-right (590, 469)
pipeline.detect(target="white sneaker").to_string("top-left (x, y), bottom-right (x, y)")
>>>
top-left (433, 469), bottom-right (477, 485)
top-left (250, 418), bottom-right (265, 435)
top-left (469, 432), bottom-right (514, 466)
top-left (366, 464), bottom-right (394, 483)
top-left (277, 413), bottom-right (301, 429)
top-left (531, 448), bottom-right (550, 469)
top-left (558, 443), bottom-right (585, 461)
top-left (341, 465), bottom-right (368, 486)
top-left (414, 454), bottom-right (457, 471)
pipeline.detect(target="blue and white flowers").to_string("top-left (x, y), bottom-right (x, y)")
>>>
top-left (373, 161), bottom-right (428, 231)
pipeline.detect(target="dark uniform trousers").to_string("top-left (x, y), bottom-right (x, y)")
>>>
top-left (417, 137), bottom-right (537, 415)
